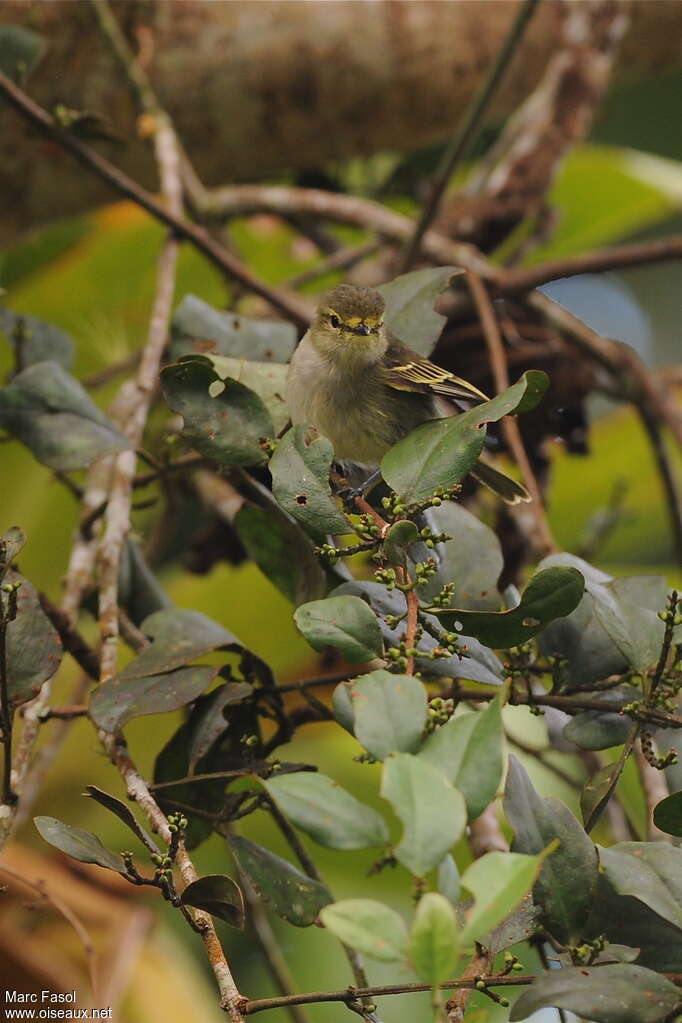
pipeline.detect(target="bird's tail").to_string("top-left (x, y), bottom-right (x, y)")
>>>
top-left (470, 460), bottom-right (530, 505)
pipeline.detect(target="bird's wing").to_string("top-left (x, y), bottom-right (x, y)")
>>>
top-left (383, 341), bottom-right (489, 404)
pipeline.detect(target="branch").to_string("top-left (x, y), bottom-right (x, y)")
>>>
top-left (499, 234), bottom-right (682, 294)
top-left (244, 973), bottom-right (536, 1016)
top-left (634, 742), bottom-right (669, 841)
top-left (466, 272), bottom-right (557, 556)
top-left (37, 592), bottom-right (100, 680)
top-left (100, 733), bottom-right (246, 1020)
top-left (400, 0), bottom-right (540, 271)
top-left (0, 70), bottom-right (311, 329)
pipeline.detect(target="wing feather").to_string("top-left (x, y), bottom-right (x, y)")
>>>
top-left (384, 351), bottom-right (489, 403)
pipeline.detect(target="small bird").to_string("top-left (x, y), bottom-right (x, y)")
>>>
top-left (285, 283), bottom-right (530, 504)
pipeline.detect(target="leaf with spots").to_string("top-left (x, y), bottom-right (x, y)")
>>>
top-left (229, 834), bottom-right (330, 927)
top-left (170, 294), bottom-right (296, 363)
top-left (345, 670), bottom-right (427, 760)
top-left (270, 425), bottom-right (350, 535)
top-left (509, 964), bottom-right (681, 1023)
top-left (160, 355), bottom-right (274, 467)
top-left (433, 566), bottom-right (585, 649)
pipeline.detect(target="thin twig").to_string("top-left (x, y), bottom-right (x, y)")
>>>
top-left (245, 972), bottom-right (536, 1016)
top-left (286, 240), bottom-right (381, 289)
top-left (0, 617), bottom-right (14, 806)
top-left (468, 272), bottom-right (556, 553)
top-left (0, 862), bottom-right (99, 999)
top-left (0, 70), bottom-right (311, 329)
top-left (400, 0), bottom-right (540, 271)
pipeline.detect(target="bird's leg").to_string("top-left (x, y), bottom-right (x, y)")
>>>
top-left (334, 467), bottom-right (382, 510)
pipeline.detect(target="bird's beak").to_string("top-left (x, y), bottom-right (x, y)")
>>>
top-left (357, 323), bottom-right (371, 336)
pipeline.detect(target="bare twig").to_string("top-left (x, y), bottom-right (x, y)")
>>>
top-left (0, 70), bottom-right (311, 329)
top-left (467, 272), bottom-right (557, 555)
top-left (0, 615), bottom-right (14, 805)
top-left (469, 804), bottom-right (508, 859)
top-left (400, 0), bottom-right (540, 271)
top-left (446, 947), bottom-right (493, 1023)
top-left (286, 240), bottom-right (381, 289)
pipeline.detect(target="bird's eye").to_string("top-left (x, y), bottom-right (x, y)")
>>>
top-left (330, 315), bottom-right (340, 329)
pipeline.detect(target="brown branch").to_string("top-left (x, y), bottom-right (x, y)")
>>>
top-left (0, 862), bottom-right (99, 999)
top-left (0, 70), bottom-right (311, 329)
top-left (37, 593), bottom-right (100, 680)
top-left (244, 972), bottom-right (536, 1016)
top-left (400, 0), bottom-right (540, 271)
top-left (500, 234), bottom-right (682, 295)
top-left (467, 272), bottom-right (557, 556)
top-left (286, 240), bottom-right (381, 290)
top-left (446, 947), bottom-right (494, 1023)
top-left (101, 733), bottom-right (246, 1020)
top-left (468, 805), bottom-right (508, 859)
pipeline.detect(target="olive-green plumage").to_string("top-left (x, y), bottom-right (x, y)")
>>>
top-left (285, 284), bottom-right (529, 504)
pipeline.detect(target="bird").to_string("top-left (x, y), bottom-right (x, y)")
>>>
top-left (285, 283), bottom-right (530, 504)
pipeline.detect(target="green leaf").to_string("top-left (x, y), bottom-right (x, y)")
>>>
top-left (417, 502), bottom-right (503, 610)
top-left (118, 608), bottom-right (240, 681)
top-left (235, 501), bottom-right (326, 605)
top-left (0, 25), bottom-right (45, 81)
top-left (382, 519), bottom-right (420, 568)
top-left (377, 266), bottom-right (462, 356)
top-left (170, 295), bottom-right (296, 363)
top-left (160, 355), bottom-right (273, 467)
top-left (187, 682), bottom-right (253, 773)
top-left (229, 834), bottom-right (330, 927)
top-left (0, 310), bottom-right (74, 369)
top-left (34, 816), bottom-right (126, 874)
top-left (381, 371), bottom-right (548, 505)
top-left (294, 596), bottom-right (383, 663)
top-left (200, 353), bottom-right (290, 436)
top-left (347, 670), bottom-right (427, 760)
top-left (84, 786), bottom-right (159, 854)
top-left (270, 425), bottom-right (350, 535)
top-left (320, 899), bottom-right (409, 962)
top-left (460, 849), bottom-right (548, 945)
top-left (4, 571), bottom-right (62, 708)
top-left (584, 873), bottom-right (682, 973)
top-left (437, 854), bottom-right (460, 905)
top-left (653, 791), bottom-right (682, 838)
top-left (599, 843), bottom-right (682, 932)
top-left (0, 361), bottom-right (130, 470)
top-left (381, 753), bottom-right (467, 876)
top-left (419, 698), bottom-right (503, 821)
top-left (486, 895), bottom-right (542, 955)
top-left (180, 874), bottom-right (245, 929)
top-left (509, 964), bottom-right (681, 1023)
top-left (539, 554), bottom-right (670, 680)
top-left (263, 772), bottom-right (389, 850)
top-left (434, 567), bottom-right (585, 649)
top-left (504, 756), bottom-right (599, 945)
top-left (332, 580), bottom-right (503, 686)
top-left (89, 665), bottom-right (218, 733)
top-left (409, 892), bottom-right (460, 985)
top-left (563, 700), bottom-right (634, 751)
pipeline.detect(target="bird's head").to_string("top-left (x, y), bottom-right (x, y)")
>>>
top-left (310, 284), bottom-right (388, 366)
